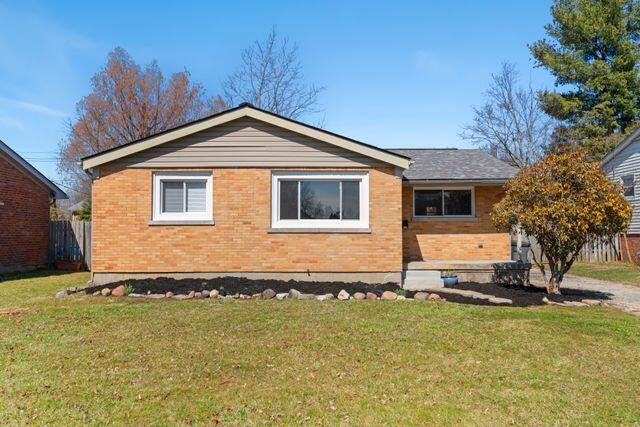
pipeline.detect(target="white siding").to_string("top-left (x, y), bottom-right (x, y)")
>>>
top-left (115, 118), bottom-right (383, 168)
top-left (604, 136), bottom-right (640, 234)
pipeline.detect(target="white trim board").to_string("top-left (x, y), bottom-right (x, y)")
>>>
top-left (82, 105), bottom-right (411, 170)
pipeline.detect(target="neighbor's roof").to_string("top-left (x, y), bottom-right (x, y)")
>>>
top-left (601, 126), bottom-right (640, 166)
top-left (388, 148), bottom-right (518, 182)
top-left (82, 103), bottom-right (411, 170)
top-left (0, 139), bottom-right (67, 199)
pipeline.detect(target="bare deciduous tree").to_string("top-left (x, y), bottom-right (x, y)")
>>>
top-left (59, 47), bottom-right (225, 196)
top-left (223, 28), bottom-right (324, 119)
top-left (460, 62), bottom-right (553, 168)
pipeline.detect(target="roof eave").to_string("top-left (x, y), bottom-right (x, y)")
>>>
top-left (602, 126), bottom-right (640, 166)
top-left (403, 178), bottom-right (512, 185)
top-left (0, 139), bottom-right (68, 199)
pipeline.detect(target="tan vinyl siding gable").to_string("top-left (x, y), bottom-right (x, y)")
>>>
top-left (604, 136), bottom-right (640, 234)
top-left (114, 118), bottom-right (385, 168)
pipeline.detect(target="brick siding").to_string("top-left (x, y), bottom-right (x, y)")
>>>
top-left (92, 165), bottom-right (403, 274)
top-left (0, 155), bottom-right (50, 272)
top-left (401, 185), bottom-right (511, 261)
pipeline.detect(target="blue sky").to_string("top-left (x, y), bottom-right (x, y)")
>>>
top-left (0, 0), bottom-right (555, 189)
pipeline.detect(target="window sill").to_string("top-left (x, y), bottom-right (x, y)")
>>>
top-left (267, 227), bottom-right (371, 234)
top-left (148, 220), bottom-right (215, 226)
top-left (412, 216), bottom-right (478, 222)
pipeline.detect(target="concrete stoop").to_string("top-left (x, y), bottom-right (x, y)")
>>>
top-left (402, 270), bottom-right (443, 291)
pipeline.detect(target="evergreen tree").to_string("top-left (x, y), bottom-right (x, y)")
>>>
top-left (530, 0), bottom-right (640, 158)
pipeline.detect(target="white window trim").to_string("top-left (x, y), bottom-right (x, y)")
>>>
top-left (271, 171), bottom-right (369, 229)
top-left (413, 186), bottom-right (476, 219)
top-left (622, 174), bottom-right (635, 198)
top-left (152, 172), bottom-right (213, 222)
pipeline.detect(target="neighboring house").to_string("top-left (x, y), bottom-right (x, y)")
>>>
top-left (0, 139), bottom-right (67, 274)
top-left (81, 103), bottom-right (518, 286)
top-left (602, 127), bottom-right (640, 263)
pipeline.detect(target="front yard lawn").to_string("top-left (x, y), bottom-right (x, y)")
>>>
top-left (570, 262), bottom-right (640, 287)
top-left (1, 271), bottom-right (639, 424)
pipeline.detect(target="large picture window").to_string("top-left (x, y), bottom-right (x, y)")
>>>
top-left (271, 172), bottom-right (369, 229)
top-left (152, 172), bottom-right (213, 222)
top-left (414, 187), bottom-right (474, 218)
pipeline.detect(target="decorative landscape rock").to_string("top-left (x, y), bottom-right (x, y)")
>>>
top-left (366, 292), bottom-right (378, 300)
top-left (581, 299), bottom-right (602, 306)
top-left (145, 294), bottom-right (165, 299)
top-left (128, 293), bottom-right (144, 298)
top-left (316, 293), bottom-right (334, 301)
top-left (488, 297), bottom-right (512, 305)
top-left (187, 291), bottom-right (196, 299)
top-left (353, 292), bottom-right (366, 300)
top-left (194, 292), bottom-right (202, 299)
top-left (55, 290), bottom-right (68, 298)
top-left (298, 293), bottom-right (317, 300)
top-left (92, 291), bottom-right (101, 297)
top-left (427, 293), bottom-right (441, 301)
top-left (397, 295), bottom-right (407, 301)
top-left (252, 293), bottom-right (261, 299)
top-left (564, 301), bottom-right (588, 307)
top-left (101, 288), bottom-right (111, 296)
top-left (202, 290), bottom-right (210, 298)
top-left (165, 291), bottom-right (174, 298)
top-left (337, 289), bottom-right (350, 300)
top-left (210, 289), bottom-right (219, 299)
top-left (381, 291), bottom-right (397, 300)
top-left (414, 292), bottom-right (429, 301)
top-left (261, 288), bottom-right (276, 300)
top-left (111, 285), bottom-right (126, 297)
top-left (288, 289), bottom-right (301, 300)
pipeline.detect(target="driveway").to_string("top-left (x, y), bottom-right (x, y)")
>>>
top-left (530, 270), bottom-right (640, 316)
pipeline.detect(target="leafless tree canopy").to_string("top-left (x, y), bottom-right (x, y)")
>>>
top-left (460, 63), bottom-right (553, 168)
top-left (223, 29), bottom-right (324, 119)
top-left (58, 47), bottom-right (225, 197)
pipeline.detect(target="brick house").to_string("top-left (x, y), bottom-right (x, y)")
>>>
top-left (81, 104), bottom-right (519, 286)
top-left (0, 140), bottom-right (67, 274)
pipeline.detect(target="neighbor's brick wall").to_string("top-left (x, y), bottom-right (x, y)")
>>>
top-left (620, 234), bottom-right (640, 264)
top-left (92, 165), bottom-right (403, 273)
top-left (0, 155), bottom-right (50, 272)
top-left (402, 185), bottom-right (511, 261)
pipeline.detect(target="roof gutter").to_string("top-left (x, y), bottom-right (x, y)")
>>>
top-left (602, 126), bottom-right (640, 166)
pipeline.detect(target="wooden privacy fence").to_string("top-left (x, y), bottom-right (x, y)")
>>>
top-left (513, 234), bottom-right (621, 264)
top-left (49, 221), bottom-right (91, 270)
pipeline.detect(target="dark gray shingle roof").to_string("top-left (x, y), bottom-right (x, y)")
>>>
top-left (389, 148), bottom-right (518, 181)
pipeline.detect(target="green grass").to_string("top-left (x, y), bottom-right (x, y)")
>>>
top-left (570, 262), bottom-right (640, 286)
top-left (1, 271), bottom-right (639, 425)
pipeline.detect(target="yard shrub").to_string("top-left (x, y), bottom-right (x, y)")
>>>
top-left (492, 149), bottom-right (632, 294)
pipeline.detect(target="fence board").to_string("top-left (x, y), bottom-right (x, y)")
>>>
top-left (48, 221), bottom-right (91, 270)
top-left (512, 233), bottom-right (621, 264)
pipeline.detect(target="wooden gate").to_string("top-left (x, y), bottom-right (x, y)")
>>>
top-left (49, 221), bottom-right (91, 270)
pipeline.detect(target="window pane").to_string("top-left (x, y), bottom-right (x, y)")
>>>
top-left (444, 190), bottom-right (472, 215)
top-left (300, 181), bottom-right (340, 219)
top-left (162, 181), bottom-right (184, 213)
top-left (342, 181), bottom-right (360, 220)
top-left (279, 181), bottom-right (298, 220)
top-left (186, 181), bottom-right (206, 212)
top-left (623, 175), bottom-right (635, 197)
top-left (415, 190), bottom-right (442, 216)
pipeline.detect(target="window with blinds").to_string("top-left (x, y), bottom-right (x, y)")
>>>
top-left (152, 172), bottom-right (212, 222)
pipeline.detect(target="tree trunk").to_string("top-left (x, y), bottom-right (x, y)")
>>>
top-left (547, 276), bottom-right (561, 294)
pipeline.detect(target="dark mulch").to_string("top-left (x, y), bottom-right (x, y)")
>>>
top-left (445, 281), bottom-right (612, 307)
top-left (84, 276), bottom-right (399, 297)
top-left (84, 277), bottom-right (611, 308)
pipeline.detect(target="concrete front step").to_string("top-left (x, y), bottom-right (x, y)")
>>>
top-left (403, 270), bottom-right (444, 290)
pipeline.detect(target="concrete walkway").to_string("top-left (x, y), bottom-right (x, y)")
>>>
top-left (530, 271), bottom-right (640, 316)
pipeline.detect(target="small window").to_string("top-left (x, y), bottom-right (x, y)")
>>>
top-left (153, 172), bottom-right (212, 222)
top-left (414, 188), bottom-right (474, 217)
top-left (271, 172), bottom-right (369, 229)
top-left (623, 175), bottom-right (635, 197)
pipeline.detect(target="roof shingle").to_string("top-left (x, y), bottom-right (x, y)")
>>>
top-left (388, 148), bottom-right (518, 181)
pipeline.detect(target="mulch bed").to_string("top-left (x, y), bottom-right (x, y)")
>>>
top-left (84, 277), bottom-right (610, 308)
top-left (84, 276), bottom-right (399, 297)
top-left (445, 282), bottom-right (612, 307)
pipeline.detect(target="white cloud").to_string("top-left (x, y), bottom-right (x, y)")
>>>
top-left (0, 96), bottom-right (68, 118)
